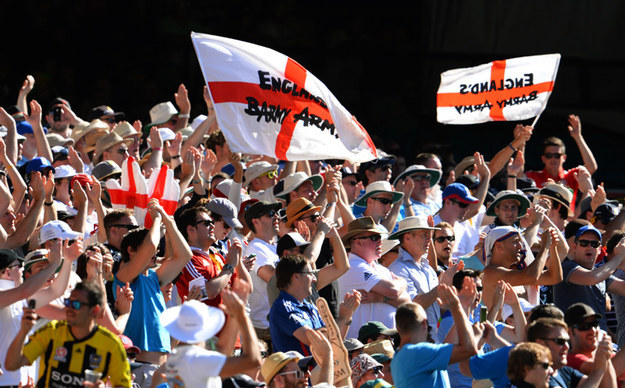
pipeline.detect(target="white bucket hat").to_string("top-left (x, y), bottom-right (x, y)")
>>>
top-left (274, 172), bottom-right (323, 199)
top-left (244, 161), bottom-right (279, 188)
top-left (160, 300), bottom-right (226, 343)
top-left (147, 102), bottom-right (178, 128)
top-left (354, 181), bottom-right (404, 208)
top-left (388, 215), bottom-right (440, 240)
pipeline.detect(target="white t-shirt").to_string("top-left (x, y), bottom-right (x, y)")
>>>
top-left (245, 238), bottom-right (279, 329)
top-left (338, 253), bottom-right (397, 339)
top-left (164, 345), bottom-right (226, 387)
top-left (433, 214), bottom-right (477, 259)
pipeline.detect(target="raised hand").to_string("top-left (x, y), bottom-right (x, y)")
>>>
top-left (175, 83), bottom-right (191, 114)
top-left (19, 75), bottom-right (35, 96)
top-left (115, 282), bottom-right (134, 315)
top-left (567, 114), bottom-right (582, 139)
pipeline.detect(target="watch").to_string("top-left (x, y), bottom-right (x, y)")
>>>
top-left (222, 264), bottom-right (235, 274)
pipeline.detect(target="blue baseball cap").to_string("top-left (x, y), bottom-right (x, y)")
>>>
top-left (25, 157), bottom-right (55, 175)
top-left (575, 225), bottom-right (602, 242)
top-left (442, 182), bottom-right (478, 204)
top-left (16, 121), bottom-right (33, 135)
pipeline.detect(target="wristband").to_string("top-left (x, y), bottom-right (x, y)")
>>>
top-left (192, 179), bottom-right (202, 184)
top-left (346, 319), bottom-right (352, 326)
top-left (171, 155), bottom-right (181, 159)
top-left (44, 201), bottom-right (53, 206)
top-left (152, 147), bottom-right (162, 151)
top-left (222, 264), bottom-right (235, 274)
top-left (507, 175), bottom-right (517, 179)
top-left (508, 144), bottom-right (517, 153)
top-left (178, 113), bottom-right (190, 118)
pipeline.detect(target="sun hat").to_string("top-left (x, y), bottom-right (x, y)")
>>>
top-left (537, 183), bottom-right (574, 217)
top-left (112, 121), bottom-right (139, 139)
top-left (244, 201), bottom-right (283, 230)
top-left (486, 190), bottom-right (531, 217)
top-left (26, 157), bottom-right (55, 175)
top-left (145, 102), bottom-right (178, 131)
top-left (274, 172), bottom-right (324, 199)
top-left (388, 215), bottom-right (440, 240)
top-left (204, 198), bottom-right (243, 229)
top-left (453, 155), bottom-right (476, 178)
top-left (260, 352), bottom-right (300, 383)
top-left (244, 161), bottom-right (279, 188)
top-left (393, 164), bottom-right (441, 187)
top-left (363, 339), bottom-right (395, 359)
top-left (23, 249), bottom-right (49, 272)
top-left (357, 149), bottom-right (396, 176)
top-left (93, 132), bottom-right (133, 165)
top-left (160, 300), bottom-right (226, 343)
top-left (354, 181), bottom-right (404, 208)
top-left (344, 338), bottom-right (365, 352)
top-left (358, 322), bottom-right (397, 343)
top-left (442, 183), bottom-right (478, 204)
top-left (350, 354), bottom-right (382, 387)
top-left (46, 133), bottom-right (74, 148)
top-left (502, 298), bottom-right (535, 321)
top-left (71, 119), bottom-right (110, 147)
top-left (575, 225), bottom-right (602, 242)
top-left (341, 217), bottom-right (383, 248)
top-left (92, 160), bottom-right (122, 181)
top-left (190, 115), bottom-right (207, 130)
top-left (158, 127), bottom-right (176, 142)
top-left (38, 220), bottom-right (82, 246)
top-left (564, 303), bottom-right (601, 327)
top-left (285, 198), bottom-right (322, 228)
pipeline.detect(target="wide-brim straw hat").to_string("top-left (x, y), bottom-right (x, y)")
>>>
top-left (93, 132), bottom-right (133, 164)
top-left (537, 183), bottom-right (574, 217)
top-left (486, 190), bottom-right (531, 218)
top-left (354, 181), bottom-right (404, 208)
top-left (342, 217), bottom-right (382, 248)
top-left (388, 215), bottom-right (440, 240)
top-left (285, 198), bottom-right (322, 228)
top-left (112, 121), bottom-right (139, 139)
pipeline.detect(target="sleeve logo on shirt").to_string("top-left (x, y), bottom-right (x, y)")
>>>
top-left (364, 272), bottom-right (372, 281)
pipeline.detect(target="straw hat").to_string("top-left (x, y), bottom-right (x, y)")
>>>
top-left (354, 181), bottom-right (404, 208)
top-left (93, 132), bottom-right (133, 165)
top-left (261, 352), bottom-right (300, 383)
top-left (285, 198), bottom-right (322, 228)
top-left (537, 183), bottom-right (574, 217)
top-left (112, 121), bottom-right (139, 139)
top-left (145, 102), bottom-right (178, 131)
top-left (46, 133), bottom-right (74, 148)
top-left (388, 215), bottom-right (440, 240)
top-left (341, 217), bottom-right (382, 248)
top-left (71, 119), bottom-right (110, 147)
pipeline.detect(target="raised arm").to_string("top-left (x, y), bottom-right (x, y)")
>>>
top-left (0, 107), bottom-right (19, 166)
top-left (489, 125), bottom-right (532, 177)
top-left (536, 228), bottom-right (563, 285)
top-left (570, 241), bottom-right (625, 286)
top-left (174, 84), bottom-right (191, 132)
top-left (316, 225), bottom-right (350, 290)
top-left (2, 172), bottom-right (45, 249)
top-left (440, 283), bottom-right (478, 364)
top-left (568, 114), bottom-right (598, 175)
top-left (463, 152), bottom-right (490, 221)
top-left (25, 100), bottom-right (53, 163)
top-left (154, 202), bottom-right (193, 285)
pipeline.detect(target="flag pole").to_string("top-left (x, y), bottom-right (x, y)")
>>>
top-left (531, 114), bottom-right (541, 128)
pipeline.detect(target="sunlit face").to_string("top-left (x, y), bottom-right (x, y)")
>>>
top-left (293, 180), bottom-right (317, 202)
top-left (573, 232), bottom-right (601, 270)
top-left (0, 205), bottom-right (16, 234)
top-left (404, 229), bottom-right (432, 257)
top-left (365, 193), bottom-right (394, 220)
top-left (433, 228), bottom-right (455, 261)
top-left (103, 142), bottom-right (129, 168)
top-left (494, 199), bottom-right (521, 225)
top-left (541, 145), bottom-right (566, 172)
top-left (524, 356), bottom-right (553, 388)
top-left (570, 316), bottom-right (599, 354)
top-left (342, 176), bottom-right (363, 204)
top-left (495, 233), bottom-right (524, 263)
top-left (539, 327), bottom-right (570, 369)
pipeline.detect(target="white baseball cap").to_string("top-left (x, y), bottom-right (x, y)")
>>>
top-left (53, 165), bottom-right (77, 179)
top-left (38, 220), bottom-right (82, 246)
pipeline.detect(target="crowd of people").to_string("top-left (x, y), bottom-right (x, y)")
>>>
top-left (0, 74), bottom-right (623, 388)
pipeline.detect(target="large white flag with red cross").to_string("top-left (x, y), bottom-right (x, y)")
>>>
top-left (191, 32), bottom-right (377, 163)
top-left (436, 54), bottom-right (561, 124)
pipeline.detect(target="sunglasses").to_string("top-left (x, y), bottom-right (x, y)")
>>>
top-left (353, 234), bottom-right (382, 242)
top-left (116, 148), bottom-right (129, 155)
top-left (536, 362), bottom-right (552, 370)
top-left (434, 235), bottom-right (455, 243)
top-left (278, 370), bottom-right (306, 379)
top-left (542, 337), bottom-right (569, 346)
top-left (302, 213), bottom-right (320, 223)
top-left (450, 199), bottom-right (469, 209)
top-left (577, 239), bottom-right (601, 248)
top-left (343, 180), bottom-right (359, 187)
top-left (260, 170), bottom-right (278, 179)
top-left (101, 117), bottom-right (117, 124)
top-left (411, 174), bottom-right (431, 182)
top-left (111, 224), bottom-right (139, 230)
top-left (196, 219), bottom-right (214, 227)
top-left (544, 152), bottom-right (563, 159)
top-left (573, 320), bottom-right (599, 331)
top-left (263, 210), bottom-right (277, 218)
top-left (476, 286), bottom-right (483, 292)
top-left (371, 197), bottom-right (393, 205)
top-left (64, 298), bottom-right (93, 310)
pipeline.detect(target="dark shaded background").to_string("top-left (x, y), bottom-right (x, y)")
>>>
top-left (2, 1), bottom-right (625, 192)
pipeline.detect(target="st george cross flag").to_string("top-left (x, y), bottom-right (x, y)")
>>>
top-left (436, 54), bottom-right (561, 124)
top-left (191, 32), bottom-right (377, 163)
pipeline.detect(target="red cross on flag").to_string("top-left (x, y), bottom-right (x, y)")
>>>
top-left (436, 54), bottom-right (561, 124)
top-left (191, 32), bottom-right (377, 163)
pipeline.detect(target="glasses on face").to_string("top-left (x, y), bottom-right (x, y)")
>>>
top-left (111, 224), bottom-right (139, 230)
top-left (542, 337), bottom-right (569, 346)
top-left (196, 219), bottom-right (214, 227)
top-left (263, 210), bottom-right (277, 219)
top-left (353, 234), bottom-right (382, 242)
top-left (344, 179), bottom-right (359, 187)
top-left (101, 117), bottom-right (116, 124)
top-left (278, 370), bottom-right (307, 379)
top-left (536, 361), bottom-right (552, 370)
top-left (260, 170), bottom-right (278, 179)
top-left (544, 152), bottom-right (563, 159)
top-left (577, 239), bottom-right (601, 248)
top-left (434, 235), bottom-right (455, 243)
top-left (302, 213), bottom-right (320, 223)
top-left (412, 174), bottom-right (431, 182)
top-left (573, 320), bottom-right (599, 331)
top-left (116, 148), bottom-right (129, 155)
top-left (450, 199), bottom-right (469, 209)
top-left (476, 286), bottom-right (483, 292)
top-left (371, 197), bottom-right (393, 205)
top-left (375, 164), bottom-right (392, 172)
top-left (64, 298), bottom-right (92, 310)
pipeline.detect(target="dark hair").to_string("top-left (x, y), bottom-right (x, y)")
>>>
top-left (175, 207), bottom-right (210, 241)
top-left (607, 231), bottom-right (625, 254)
top-left (452, 269), bottom-right (482, 291)
top-left (103, 209), bottom-right (134, 232)
top-left (528, 304), bottom-right (564, 323)
top-left (275, 255), bottom-right (308, 290)
top-left (76, 243), bottom-right (111, 280)
top-left (74, 281), bottom-right (104, 307)
top-left (542, 136), bottom-right (566, 154)
top-left (120, 228), bottom-right (150, 263)
top-left (205, 130), bottom-right (226, 152)
top-left (527, 318), bottom-right (567, 342)
top-left (564, 219), bottom-right (592, 240)
top-left (507, 342), bottom-right (551, 382)
top-left (415, 152), bottom-right (440, 166)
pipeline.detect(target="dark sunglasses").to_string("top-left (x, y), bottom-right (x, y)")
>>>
top-left (542, 337), bottom-right (569, 346)
top-left (344, 180), bottom-right (359, 186)
top-left (263, 210), bottom-right (277, 218)
top-left (450, 199), bottom-right (469, 209)
top-left (476, 286), bottom-right (483, 292)
top-left (116, 148), bottom-right (129, 155)
top-left (544, 152), bottom-right (563, 159)
top-left (536, 362), bottom-right (552, 370)
top-left (196, 219), bottom-right (214, 227)
top-left (577, 239), bottom-right (601, 248)
top-left (64, 298), bottom-right (93, 310)
top-left (434, 235), bottom-right (455, 243)
top-left (302, 213), bottom-right (320, 223)
top-left (111, 224), bottom-right (139, 230)
top-left (573, 320), bottom-right (599, 331)
top-left (411, 174), bottom-right (431, 182)
top-left (371, 197), bottom-right (393, 205)
top-left (353, 234), bottom-right (382, 242)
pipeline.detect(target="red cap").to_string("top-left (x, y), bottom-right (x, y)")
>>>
top-left (70, 173), bottom-right (94, 188)
top-left (119, 335), bottom-right (141, 354)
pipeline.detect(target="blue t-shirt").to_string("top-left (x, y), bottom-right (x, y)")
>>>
top-left (469, 345), bottom-right (513, 388)
top-left (269, 290), bottom-right (325, 355)
top-left (113, 269), bottom-right (171, 353)
top-left (391, 342), bottom-right (453, 388)
top-left (549, 366), bottom-right (584, 387)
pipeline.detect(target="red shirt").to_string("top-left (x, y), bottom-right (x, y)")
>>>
top-left (526, 167), bottom-right (580, 205)
top-left (566, 351), bottom-right (591, 371)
